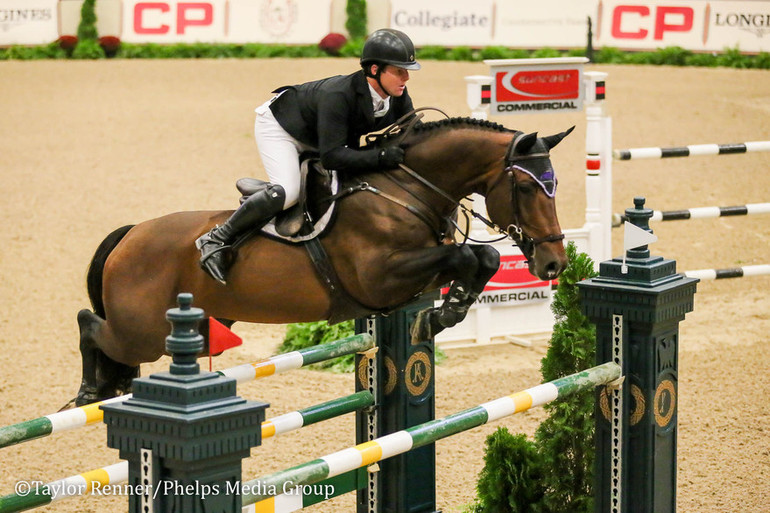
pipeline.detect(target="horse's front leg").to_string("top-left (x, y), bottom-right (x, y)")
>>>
top-left (407, 244), bottom-right (499, 343)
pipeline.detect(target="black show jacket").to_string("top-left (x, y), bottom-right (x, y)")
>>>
top-left (268, 70), bottom-right (415, 172)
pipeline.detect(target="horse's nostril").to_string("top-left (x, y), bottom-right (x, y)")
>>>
top-left (544, 260), bottom-right (564, 279)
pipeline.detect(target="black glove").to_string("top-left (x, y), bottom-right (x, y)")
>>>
top-left (378, 147), bottom-right (405, 169)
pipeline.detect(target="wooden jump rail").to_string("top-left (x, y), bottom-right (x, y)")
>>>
top-left (611, 202), bottom-right (770, 227)
top-left (241, 362), bottom-right (621, 508)
top-left (0, 392), bottom-right (374, 513)
top-left (0, 333), bottom-right (373, 449)
top-left (684, 264), bottom-right (770, 281)
top-left (613, 141), bottom-right (770, 160)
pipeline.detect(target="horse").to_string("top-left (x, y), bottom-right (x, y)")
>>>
top-left (73, 117), bottom-right (572, 406)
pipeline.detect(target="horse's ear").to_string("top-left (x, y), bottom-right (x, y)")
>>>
top-left (513, 132), bottom-right (538, 154)
top-left (542, 125), bottom-right (576, 150)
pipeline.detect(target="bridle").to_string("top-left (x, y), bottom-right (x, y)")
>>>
top-left (332, 127), bottom-right (564, 260)
top-left (494, 132), bottom-right (566, 258)
top-left (377, 131), bottom-right (565, 260)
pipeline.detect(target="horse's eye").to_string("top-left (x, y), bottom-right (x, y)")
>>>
top-left (518, 182), bottom-right (537, 194)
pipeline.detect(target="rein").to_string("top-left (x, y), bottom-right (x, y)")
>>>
top-left (335, 121), bottom-right (565, 254)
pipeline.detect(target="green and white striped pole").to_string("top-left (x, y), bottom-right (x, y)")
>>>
top-left (0, 334), bottom-right (373, 449)
top-left (0, 391), bottom-right (374, 513)
top-left (242, 362), bottom-right (622, 507)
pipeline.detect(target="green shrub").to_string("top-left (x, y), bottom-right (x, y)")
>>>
top-left (467, 243), bottom-right (599, 513)
top-left (650, 46), bottom-right (692, 66)
top-left (753, 52), bottom-right (770, 69)
top-left (466, 429), bottom-right (547, 513)
top-left (531, 47), bottom-right (562, 59)
top-left (417, 45), bottom-right (450, 60)
top-left (339, 38), bottom-right (365, 58)
top-left (593, 46), bottom-right (627, 64)
top-left (479, 46), bottom-right (510, 60)
top-left (345, 0), bottom-right (367, 40)
top-left (449, 46), bottom-right (476, 61)
top-left (279, 321), bottom-right (359, 373)
top-left (77, 0), bottom-right (98, 41)
top-left (536, 243), bottom-right (598, 512)
top-left (685, 52), bottom-right (718, 67)
top-left (280, 318), bottom-right (446, 373)
top-left (716, 47), bottom-right (751, 68)
top-left (72, 38), bottom-right (105, 59)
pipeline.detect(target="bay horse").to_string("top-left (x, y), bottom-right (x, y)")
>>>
top-left (73, 118), bottom-right (572, 406)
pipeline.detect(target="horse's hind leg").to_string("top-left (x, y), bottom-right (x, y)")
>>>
top-left (75, 309), bottom-right (139, 406)
top-left (74, 309), bottom-right (104, 406)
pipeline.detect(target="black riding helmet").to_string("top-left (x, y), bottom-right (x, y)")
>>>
top-left (360, 29), bottom-right (421, 74)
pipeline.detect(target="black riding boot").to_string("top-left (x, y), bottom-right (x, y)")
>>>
top-left (196, 183), bottom-right (286, 284)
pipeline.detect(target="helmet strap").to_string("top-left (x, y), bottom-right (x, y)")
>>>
top-left (365, 63), bottom-right (391, 97)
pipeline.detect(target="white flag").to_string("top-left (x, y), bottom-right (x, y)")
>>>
top-left (623, 222), bottom-right (658, 251)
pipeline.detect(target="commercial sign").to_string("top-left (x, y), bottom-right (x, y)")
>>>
top-left (389, 0), bottom-right (494, 46)
top-left (596, 0), bottom-right (770, 53)
top-left (120, 0), bottom-right (331, 44)
top-left (486, 57), bottom-right (587, 115)
top-left (0, 0), bottom-right (58, 45)
top-left (476, 253), bottom-right (552, 306)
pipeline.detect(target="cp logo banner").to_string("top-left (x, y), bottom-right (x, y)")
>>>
top-left (495, 69), bottom-right (580, 102)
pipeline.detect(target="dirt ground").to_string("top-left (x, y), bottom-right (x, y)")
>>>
top-left (0, 59), bottom-right (768, 512)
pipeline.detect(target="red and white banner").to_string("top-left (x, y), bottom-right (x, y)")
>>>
top-left (487, 58), bottom-right (587, 115)
top-left (0, 0), bottom-right (58, 45)
top-left (477, 253), bottom-right (552, 306)
top-left (596, 0), bottom-right (770, 53)
top-left (120, 0), bottom-right (331, 44)
top-left (121, 0), bottom-right (227, 43)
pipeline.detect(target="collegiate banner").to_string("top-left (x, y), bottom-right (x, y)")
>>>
top-left (389, 0), bottom-right (495, 46)
top-left (0, 0), bottom-right (58, 45)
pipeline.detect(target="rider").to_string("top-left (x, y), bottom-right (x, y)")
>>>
top-left (196, 28), bottom-right (422, 284)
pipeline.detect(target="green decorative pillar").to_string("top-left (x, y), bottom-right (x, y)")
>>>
top-left (578, 197), bottom-right (698, 513)
top-left (102, 293), bottom-right (268, 513)
top-left (355, 293), bottom-right (438, 513)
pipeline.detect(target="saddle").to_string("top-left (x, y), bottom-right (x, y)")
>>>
top-left (236, 155), bottom-right (338, 242)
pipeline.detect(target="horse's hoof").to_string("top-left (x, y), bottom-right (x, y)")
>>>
top-left (74, 392), bottom-right (99, 407)
top-left (411, 308), bottom-right (446, 343)
top-left (57, 397), bottom-right (78, 412)
top-left (411, 310), bottom-right (432, 343)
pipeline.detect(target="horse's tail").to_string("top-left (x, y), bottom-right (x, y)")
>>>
top-left (86, 225), bottom-right (134, 319)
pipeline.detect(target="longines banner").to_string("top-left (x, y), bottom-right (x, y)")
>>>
top-left (0, 0), bottom-right (58, 45)
top-left (120, 0), bottom-right (331, 44)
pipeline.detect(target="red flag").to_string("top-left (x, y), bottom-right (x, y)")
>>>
top-left (209, 318), bottom-right (242, 356)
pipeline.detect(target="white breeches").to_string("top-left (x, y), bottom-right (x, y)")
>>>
top-left (254, 98), bottom-right (315, 209)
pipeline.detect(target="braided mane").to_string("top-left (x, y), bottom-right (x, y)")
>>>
top-left (403, 116), bottom-right (514, 146)
top-left (413, 117), bottom-right (513, 134)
